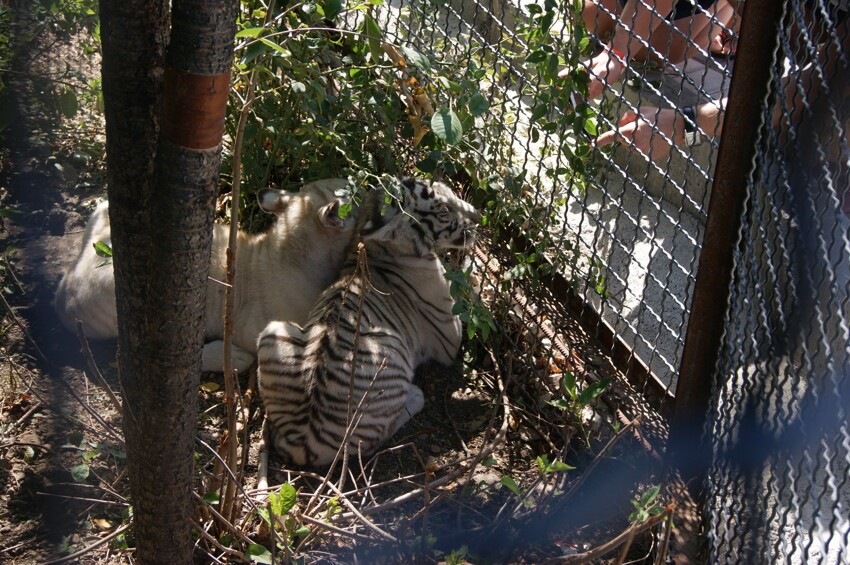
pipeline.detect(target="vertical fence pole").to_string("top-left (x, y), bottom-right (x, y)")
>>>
top-left (669, 0), bottom-right (785, 482)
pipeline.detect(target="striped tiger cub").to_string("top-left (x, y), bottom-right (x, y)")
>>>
top-left (257, 177), bottom-right (481, 467)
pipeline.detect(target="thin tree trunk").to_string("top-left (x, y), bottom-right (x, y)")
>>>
top-left (101, 0), bottom-right (237, 562)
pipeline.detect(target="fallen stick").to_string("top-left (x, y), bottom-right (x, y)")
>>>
top-left (542, 504), bottom-right (675, 565)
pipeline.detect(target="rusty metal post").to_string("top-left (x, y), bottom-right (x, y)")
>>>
top-left (668, 0), bottom-right (786, 481)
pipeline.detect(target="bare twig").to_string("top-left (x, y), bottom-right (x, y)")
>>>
top-left (220, 369), bottom-right (240, 522)
top-left (541, 504), bottom-right (675, 565)
top-left (303, 353), bottom-right (386, 516)
top-left (43, 523), bottom-right (131, 564)
top-left (9, 399), bottom-right (42, 433)
top-left (52, 482), bottom-right (128, 503)
top-left (36, 492), bottom-right (128, 507)
top-left (0, 292), bottom-right (123, 442)
top-left (192, 520), bottom-right (249, 563)
top-left (257, 416), bottom-right (270, 493)
top-left (654, 507), bottom-right (673, 565)
top-left (195, 438), bottom-right (262, 515)
top-left (305, 477), bottom-right (397, 542)
top-left (338, 243), bottom-right (371, 495)
top-left (558, 418), bottom-right (639, 506)
top-left (240, 369), bottom-right (257, 475)
top-left (300, 513), bottom-right (378, 542)
top-left (75, 321), bottom-right (123, 413)
top-left (614, 530), bottom-right (636, 565)
top-left (0, 291), bottom-right (49, 362)
top-left (461, 349), bottom-right (513, 492)
top-left (192, 492), bottom-right (257, 548)
top-left (421, 461), bottom-right (433, 554)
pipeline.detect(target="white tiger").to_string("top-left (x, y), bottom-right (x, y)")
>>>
top-left (54, 179), bottom-right (356, 372)
top-left (257, 177), bottom-right (481, 467)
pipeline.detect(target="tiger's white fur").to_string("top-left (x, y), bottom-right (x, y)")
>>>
top-left (54, 179), bottom-right (356, 372)
top-left (257, 178), bottom-right (481, 467)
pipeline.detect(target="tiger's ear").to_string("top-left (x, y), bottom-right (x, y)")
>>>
top-left (319, 199), bottom-right (346, 230)
top-left (257, 188), bottom-right (293, 214)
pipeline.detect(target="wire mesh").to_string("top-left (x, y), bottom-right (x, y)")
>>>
top-left (357, 0), bottom-right (736, 403)
top-left (705, 1), bottom-right (850, 562)
top-left (349, 0), bottom-right (737, 408)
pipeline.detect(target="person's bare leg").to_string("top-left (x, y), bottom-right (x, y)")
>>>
top-left (583, 0), bottom-right (621, 41)
top-left (659, 12), bottom-right (713, 64)
top-left (705, 0), bottom-right (739, 55)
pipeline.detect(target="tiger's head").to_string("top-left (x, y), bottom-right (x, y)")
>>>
top-left (257, 179), bottom-right (356, 241)
top-left (360, 177), bottom-right (481, 256)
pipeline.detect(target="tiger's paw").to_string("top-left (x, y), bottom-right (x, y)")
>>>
top-left (202, 341), bottom-right (256, 373)
top-left (405, 384), bottom-right (425, 416)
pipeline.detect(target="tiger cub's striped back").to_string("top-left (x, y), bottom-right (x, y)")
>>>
top-left (258, 178), bottom-right (481, 467)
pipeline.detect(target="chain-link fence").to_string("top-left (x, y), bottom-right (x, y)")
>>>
top-left (362, 0), bottom-right (738, 402)
top-left (353, 0), bottom-right (849, 561)
top-left (705, 1), bottom-right (850, 562)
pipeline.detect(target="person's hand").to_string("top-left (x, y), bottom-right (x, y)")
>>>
top-left (596, 107), bottom-right (684, 162)
top-left (561, 48), bottom-right (626, 100)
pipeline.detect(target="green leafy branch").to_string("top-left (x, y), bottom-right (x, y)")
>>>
top-left (445, 267), bottom-right (496, 341)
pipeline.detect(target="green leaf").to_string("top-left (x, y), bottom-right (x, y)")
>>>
top-left (258, 37), bottom-right (290, 56)
top-left (545, 459), bottom-right (575, 473)
top-left (240, 40), bottom-right (269, 65)
top-left (576, 377), bottom-right (610, 405)
top-left (58, 88), bottom-right (78, 118)
top-left (246, 543), bottom-right (273, 564)
top-left (362, 14), bottom-right (383, 63)
top-left (467, 92), bottom-right (490, 117)
top-left (113, 532), bottom-right (129, 550)
top-left (92, 240), bottom-right (112, 258)
top-left (481, 455), bottom-right (497, 467)
top-left (202, 492), bottom-right (220, 505)
top-left (71, 463), bottom-right (90, 482)
top-left (547, 398), bottom-right (571, 411)
top-left (338, 202), bottom-right (352, 219)
top-left (401, 45), bottom-right (431, 70)
top-left (639, 485), bottom-right (661, 507)
top-left (0, 208), bottom-right (21, 220)
top-left (530, 104), bottom-right (548, 122)
top-left (535, 454), bottom-right (548, 472)
top-left (583, 116), bottom-right (598, 136)
top-left (269, 483), bottom-right (298, 516)
top-left (561, 371), bottom-right (577, 398)
top-left (320, 0), bottom-right (344, 19)
top-left (415, 157), bottom-right (438, 173)
top-left (256, 507), bottom-right (270, 526)
top-left (537, 454), bottom-right (575, 473)
top-left (68, 430), bottom-right (85, 447)
top-left (235, 27), bottom-right (265, 38)
top-left (500, 475), bottom-right (521, 497)
top-left (200, 381), bottom-right (219, 392)
top-left (431, 108), bottom-right (462, 145)
top-left (526, 50), bottom-right (547, 64)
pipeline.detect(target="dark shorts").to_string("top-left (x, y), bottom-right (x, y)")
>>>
top-left (618, 0), bottom-right (717, 20)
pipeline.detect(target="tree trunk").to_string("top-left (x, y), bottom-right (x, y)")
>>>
top-left (100, 0), bottom-right (237, 562)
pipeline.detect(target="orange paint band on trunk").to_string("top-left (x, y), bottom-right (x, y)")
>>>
top-left (160, 66), bottom-right (231, 150)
